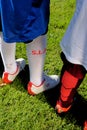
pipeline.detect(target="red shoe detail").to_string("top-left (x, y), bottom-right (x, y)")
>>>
top-left (27, 80), bottom-right (45, 96)
top-left (55, 101), bottom-right (71, 114)
top-left (2, 72), bottom-right (12, 84)
top-left (84, 121), bottom-right (87, 130)
top-left (2, 67), bottom-right (19, 84)
top-left (27, 82), bottom-right (36, 95)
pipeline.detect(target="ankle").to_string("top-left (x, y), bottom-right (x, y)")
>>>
top-left (29, 79), bottom-right (45, 87)
top-left (58, 98), bottom-right (73, 108)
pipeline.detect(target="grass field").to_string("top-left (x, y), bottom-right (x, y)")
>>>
top-left (0, 0), bottom-right (87, 130)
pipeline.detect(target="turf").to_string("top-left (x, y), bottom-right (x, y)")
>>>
top-left (0, 0), bottom-right (87, 130)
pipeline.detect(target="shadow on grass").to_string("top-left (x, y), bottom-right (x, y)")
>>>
top-left (18, 64), bottom-right (30, 89)
top-left (44, 83), bottom-right (61, 107)
top-left (70, 93), bottom-right (87, 126)
top-left (44, 85), bottom-right (87, 128)
top-left (18, 65), bottom-right (87, 128)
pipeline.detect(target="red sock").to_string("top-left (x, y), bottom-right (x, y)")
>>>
top-left (58, 53), bottom-right (86, 108)
top-left (59, 70), bottom-right (83, 108)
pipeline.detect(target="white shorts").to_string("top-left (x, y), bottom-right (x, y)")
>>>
top-left (61, 0), bottom-right (87, 70)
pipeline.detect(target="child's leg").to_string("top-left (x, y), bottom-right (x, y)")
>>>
top-left (26, 35), bottom-right (47, 86)
top-left (56, 53), bottom-right (86, 113)
top-left (0, 38), bottom-right (25, 84)
top-left (26, 35), bottom-right (59, 95)
top-left (1, 38), bottom-right (17, 74)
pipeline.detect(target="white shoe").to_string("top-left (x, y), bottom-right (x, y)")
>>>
top-left (2, 58), bottom-right (26, 84)
top-left (27, 74), bottom-right (60, 95)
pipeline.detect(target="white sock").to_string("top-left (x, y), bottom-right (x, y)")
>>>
top-left (26, 35), bottom-right (47, 86)
top-left (1, 37), bottom-right (17, 74)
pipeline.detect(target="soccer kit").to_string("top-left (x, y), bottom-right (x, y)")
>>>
top-left (1, 0), bottom-right (50, 43)
top-left (55, 0), bottom-right (87, 122)
top-left (0, 0), bottom-right (59, 94)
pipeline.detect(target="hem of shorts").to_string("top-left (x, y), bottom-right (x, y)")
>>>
top-left (62, 51), bottom-right (87, 71)
top-left (3, 31), bottom-right (48, 43)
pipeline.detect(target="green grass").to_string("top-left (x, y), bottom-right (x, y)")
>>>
top-left (0, 0), bottom-right (87, 130)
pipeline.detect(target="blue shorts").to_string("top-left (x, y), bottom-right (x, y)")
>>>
top-left (0, 0), bottom-right (2, 31)
top-left (1, 0), bottom-right (50, 43)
